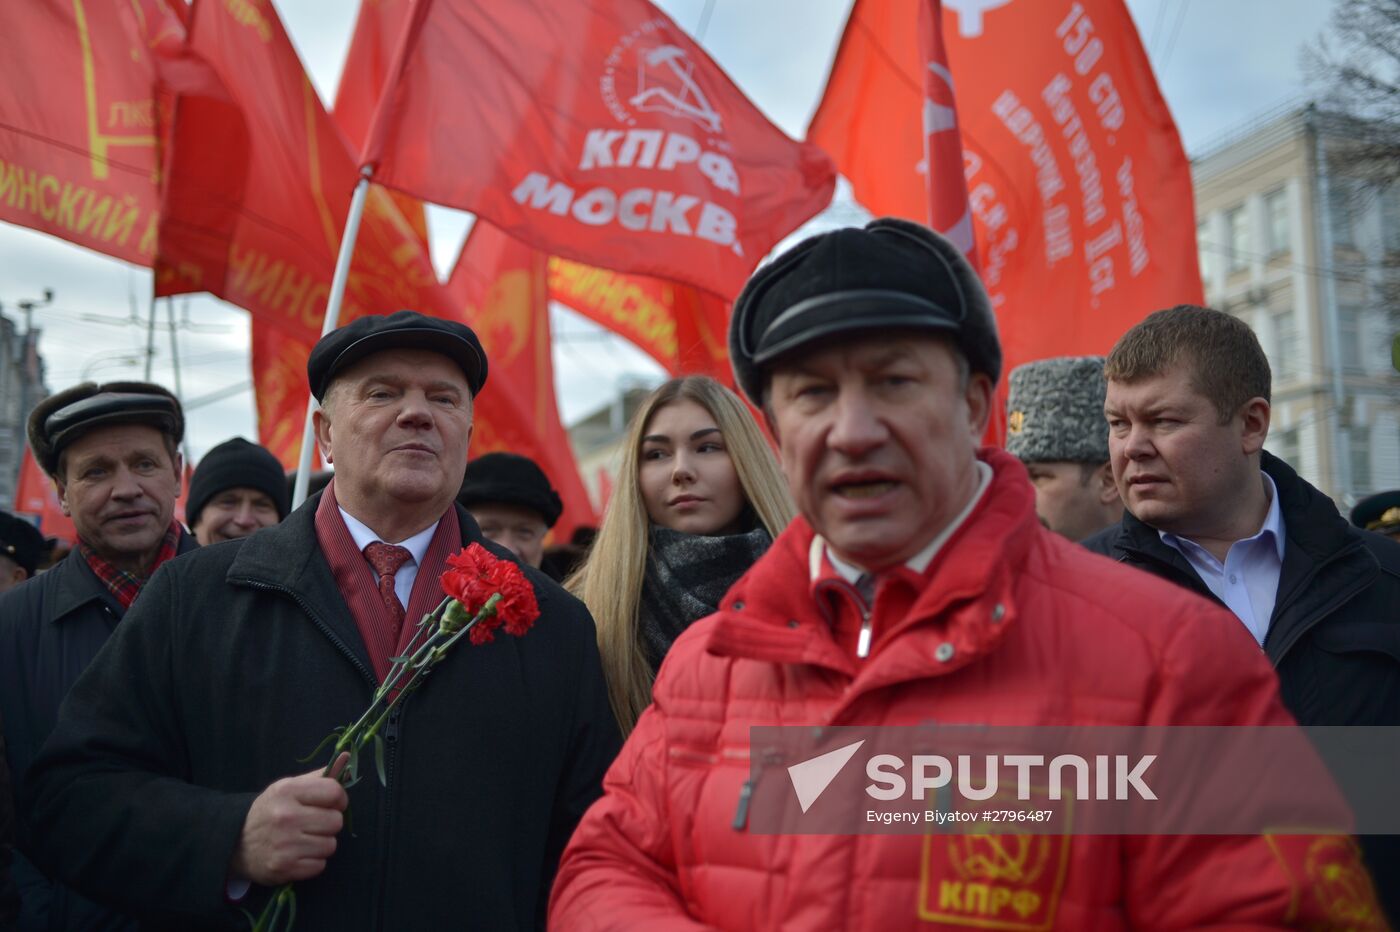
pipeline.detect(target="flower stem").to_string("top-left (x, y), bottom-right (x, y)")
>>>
top-left (322, 598), bottom-right (454, 774)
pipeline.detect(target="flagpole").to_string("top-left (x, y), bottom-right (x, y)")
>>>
top-left (291, 165), bottom-right (375, 510)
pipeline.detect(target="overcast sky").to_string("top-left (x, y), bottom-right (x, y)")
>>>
top-left (1, 0), bottom-right (1339, 462)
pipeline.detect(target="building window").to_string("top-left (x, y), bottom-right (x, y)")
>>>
top-left (1264, 188), bottom-right (1289, 256)
top-left (1329, 178), bottom-right (1356, 248)
top-left (1350, 426), bottom-right (1372, 497)
top-left (1197, 222), bottom-right (1211, 285)
top-left (1272, 307), bottom-right (1300, 381)
top-left (1269, 427), bottom-right (1300, 470)
top-left (1383, 185), bottom-right (1400, 254)
top-left (1226, 206), bottom-right (1249, 272)
top-left (1338, 305), bottom-right (1365, 373)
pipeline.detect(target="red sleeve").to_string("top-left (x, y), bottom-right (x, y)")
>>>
top-left (548, 699), bottom-right (718, 932)
top-left (1122, 599), bottom-right (1387, 929)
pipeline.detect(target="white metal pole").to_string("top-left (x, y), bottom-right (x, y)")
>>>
top-left (291, 165), bottom-right (374, 509)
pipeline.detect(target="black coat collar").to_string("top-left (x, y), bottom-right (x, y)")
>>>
top-left (46, 528), bottom-right (198, 624)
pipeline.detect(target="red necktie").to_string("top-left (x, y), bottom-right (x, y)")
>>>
top-left (363, 541), bottom-right (413, 639)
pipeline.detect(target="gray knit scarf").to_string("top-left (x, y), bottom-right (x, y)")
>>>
top-left (638, 522), bottom-right (772, 672)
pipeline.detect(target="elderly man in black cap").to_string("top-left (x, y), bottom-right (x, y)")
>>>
top-left (457, 451), bottom-right (563, 570)
top-left (1005, 356), bottom-right (1123, 542)
top-left (550, 220), bottom-right (1377, 930)
top-left (0, 512), bottom-right (46, 594)
top-left (0, 380), bottom-right (193, 931)
top-left (187, 437), bottom-right (290, 546)
top-left (24, 311), bottom-right (619, 929)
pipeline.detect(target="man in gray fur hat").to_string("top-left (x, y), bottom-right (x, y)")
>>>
top-left (1006, 356), bottom-right (1122, 542)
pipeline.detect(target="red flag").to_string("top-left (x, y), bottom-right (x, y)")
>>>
top-left (918, 0), bottom-right (977, 266)
top-left (547, 257), bottom-right (732, 384)
top-left (362, 0), bottom-right (836, 299)
top-left (808, 0), bottom-right (1202, 374)
top-left (445, 223), bottom-right (597, 540)
top-left (249, 321), bottom-right (314, 468)
top-left (155, 0), bottom-right (445, 332)
top-left (12, 447), bottom-right (76, 546)
top-left (332, 0), bottom-right (428, 250)
top-left (0, 0), bottom-right (186, 265)
top-left (155, 0), bottom-right (462, 465)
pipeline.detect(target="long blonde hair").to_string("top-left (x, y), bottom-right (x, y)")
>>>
top-left (568, 376), bottom-right (795, 734)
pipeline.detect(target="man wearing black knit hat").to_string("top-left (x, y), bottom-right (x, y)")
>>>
top-left (0, 380), bottom-right (195, 930)
top-left (187, 438), bottom-right (290, 546)
top-left (457, 452), bottom-right (562, 569)
top-left (551, 220), bottom-right (1380, 928)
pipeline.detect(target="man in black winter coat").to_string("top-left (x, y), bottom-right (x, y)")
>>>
top-left (22, 312), bottom-right (620, 931)
top-left (0, 381), bottom-right (195, 931)
top-left (1084, 304), bottom-right (1400, 920)
top-left (1, 722), bottom-right (17, 932)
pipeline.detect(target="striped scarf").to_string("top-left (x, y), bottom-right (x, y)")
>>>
top-left (80, 522), bottom-right (182, 610)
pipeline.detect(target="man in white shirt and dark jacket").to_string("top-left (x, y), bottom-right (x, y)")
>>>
top-left (1082, 304), bottom-right (1400, 921)
top-left (21, 312), bottom-right (620, 930)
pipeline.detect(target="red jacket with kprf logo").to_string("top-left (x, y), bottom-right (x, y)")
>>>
top-left (550, 450), bottom-right (1385, 931)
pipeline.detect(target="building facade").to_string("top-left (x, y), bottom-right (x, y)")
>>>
top-left (1193, 104), bottom-right (1400, 507)
top-left (0, 307), bottom-right (48, 504)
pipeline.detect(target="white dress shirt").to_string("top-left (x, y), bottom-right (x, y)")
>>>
top-left (338, 507), bottom-right (439, 607)
top-left (1159, 471), bottom-right (1286, 646)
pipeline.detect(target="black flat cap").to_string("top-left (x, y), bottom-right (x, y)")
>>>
top-left (457, 452), bottom-right (562, 528)
top-left (0, 510), bottom-right (48, 576)
top-left (1350, 490), bottom-right (1400, 534)
top-left (307, 310), bottom-right (488, 402)
top-left (28, 381), bottom-right (184, 477)
top-left (728, 218), bottom-right (1001, 404)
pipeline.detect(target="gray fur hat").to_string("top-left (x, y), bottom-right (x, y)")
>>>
top-left (1005, 356), bottom-right (1109, 464)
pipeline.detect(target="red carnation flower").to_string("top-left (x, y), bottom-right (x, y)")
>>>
top-left (439, 543), bottom-right (540, 645)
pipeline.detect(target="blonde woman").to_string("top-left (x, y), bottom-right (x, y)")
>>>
top-left (569, 376), bottom-right (794, 734)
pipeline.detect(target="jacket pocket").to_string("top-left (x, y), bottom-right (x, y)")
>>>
top-left (1310, 618), bottom-right (1400, 662)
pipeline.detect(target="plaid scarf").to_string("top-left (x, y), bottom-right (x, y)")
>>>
top-left (80, 522), bottom-right (183, 610)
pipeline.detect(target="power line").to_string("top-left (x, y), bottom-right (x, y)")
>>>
top-left (1147, 0), bottom-right (1173, 59)
top-left (1157, 0), bottom-right (1192, 73)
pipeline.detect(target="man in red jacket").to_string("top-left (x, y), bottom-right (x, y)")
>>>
top-left (550, 220), bottom-right (1385, 930)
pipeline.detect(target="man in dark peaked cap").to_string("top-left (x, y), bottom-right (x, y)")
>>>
top-left (0, 512), bottom-right (47, 594)
top-left (0, 380), bottom-right (195, 931)
top-left (24, 311), bottom-right (619, 930)
top-left (1351, 489), bottom-right (1400, 543)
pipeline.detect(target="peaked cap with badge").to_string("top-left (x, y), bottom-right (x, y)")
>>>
top-left (1005, 356), bottom-right (1110, 464)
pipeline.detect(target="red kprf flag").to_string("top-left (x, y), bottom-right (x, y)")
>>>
top-left (362, 0), bottom-right (836, 299)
